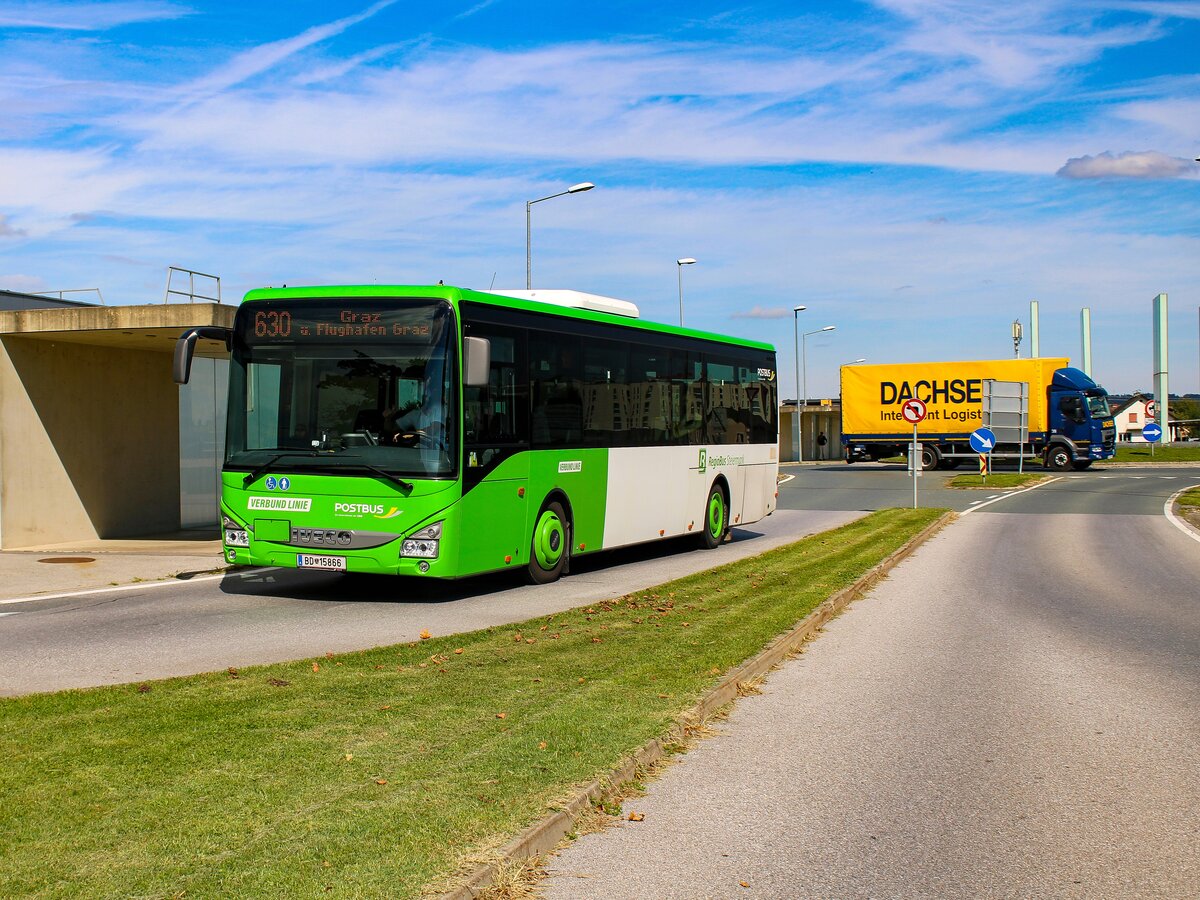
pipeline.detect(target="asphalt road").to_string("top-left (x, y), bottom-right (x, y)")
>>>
top-left (0, 508), bottom-right (862, 696)
top-left (541, 469), bottom-right (1200, 899)
top-left (778, 460), bottom-right (1200, 516)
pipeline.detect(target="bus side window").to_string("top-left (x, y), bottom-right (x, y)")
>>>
top-left (530, 333), bottom-right (583, 448)
top-left (742, 356), bottom-right (777, 444)
top-left (464, 327), bottom-right (526, 451)
top-left (705, 357), bottom-right (743, 445)
top-left (582, 339), bottom-right (630, 447)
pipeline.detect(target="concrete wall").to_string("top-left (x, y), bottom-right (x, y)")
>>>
top-left (780, 406), bottom-right (842, 462)
top-left (0, 336), bottom-right (180, 547)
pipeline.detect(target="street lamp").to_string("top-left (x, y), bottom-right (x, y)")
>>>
top-left (791, 306), bottom-right (808, 461)
top-left (526, 182), bottom-right (595, 289)
top-left (844, 358), bottom-right (866, 365)
top-left (676, 258), bottom-right (697, 326)
top-left (801, 325), bottom-right (836, 462)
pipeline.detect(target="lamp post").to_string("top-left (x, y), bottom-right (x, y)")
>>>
top-left (526, 182), bottom-right (595, 289)
top-left (801, 325), bottom-right (836, 462)
top-left (676, 258), bottom-right (697, 326)
top-left (844, 358), bottom-right (866, 365)
top-left (792, 306), bottom-right (808, 462)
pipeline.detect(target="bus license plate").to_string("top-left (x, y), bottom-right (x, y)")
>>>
top-left (296, 553), bottom-right (346, 571)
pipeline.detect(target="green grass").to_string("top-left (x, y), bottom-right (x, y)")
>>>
top-left (1110, 444), bottom-right (1200, 463)
top-left (0, 509), bottom-right (942, 899)
top-left (1178, 487), bottom-right (1200, 509)
top-left (947, 473), bottom-right (1046, 489)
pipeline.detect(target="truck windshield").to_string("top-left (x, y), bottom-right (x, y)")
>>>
top-left (1086, 394), bottom-right (1110, 418)
top-left (226, 299), bottom-right (457, 478)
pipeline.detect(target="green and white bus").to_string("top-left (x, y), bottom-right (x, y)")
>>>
top-left (175, 285), bottom-right (779, 583)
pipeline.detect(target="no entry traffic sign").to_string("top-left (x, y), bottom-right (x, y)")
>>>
top-left (901, 398), bottom-right (928, 424)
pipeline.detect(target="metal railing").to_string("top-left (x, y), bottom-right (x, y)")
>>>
top-left (37, 288), bottom-right (105, 305)
top-left (164, 267), bottom-right (221, 304)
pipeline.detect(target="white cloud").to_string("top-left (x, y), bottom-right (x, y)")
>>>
top-left (0, 213), bottom-right (26, 237)
top-left (0, 1), bottom-right (188, 30)
top-left (173, 0), bottom-right (400, 103)
top-left (731, 306), bottom-right (792, 319)
top-left (0, 273), bottom-right (48, 292)
top-left (1057, 150), bottom-right (1198, 178)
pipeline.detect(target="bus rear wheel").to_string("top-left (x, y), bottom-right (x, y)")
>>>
top-left (527, 500), bottom-right (569, 584)
top-left (699, 484), bottom-right (728, 550)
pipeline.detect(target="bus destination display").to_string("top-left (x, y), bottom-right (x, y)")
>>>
top-left (247, 305), bottom-right (435, 341)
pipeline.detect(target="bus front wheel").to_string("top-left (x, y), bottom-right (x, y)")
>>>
top-left (699, 483), bottom-right (728, 550)
top-left (527, 500), bottom-right (569, 584)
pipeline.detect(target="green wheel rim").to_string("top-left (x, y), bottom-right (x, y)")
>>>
top-left (707, 492), bottom-right (724, 539)
top-left (533, 510), bottom-right (564, 570)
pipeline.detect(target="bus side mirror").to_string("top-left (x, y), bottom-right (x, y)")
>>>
top-left (463, 336), bottom-right (491, 387)
top-left (174, 326), bottom-right (232, 384)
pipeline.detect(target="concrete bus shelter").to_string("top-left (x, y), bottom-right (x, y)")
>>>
top-left (0, 298), bottom-right (234, 549)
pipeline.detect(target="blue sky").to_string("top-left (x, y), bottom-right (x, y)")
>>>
top-left (1, 0), bottom-right (1198, 397)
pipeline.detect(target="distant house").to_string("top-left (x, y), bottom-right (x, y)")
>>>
top-left (1108, 393), bottom-right (1156, 442)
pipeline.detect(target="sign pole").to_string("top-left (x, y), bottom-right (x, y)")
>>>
top-left (913, 424), bottom-right (919, 509)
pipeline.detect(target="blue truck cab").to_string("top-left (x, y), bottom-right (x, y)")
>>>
top-left (1044, 367), bottom-right (1117, 470)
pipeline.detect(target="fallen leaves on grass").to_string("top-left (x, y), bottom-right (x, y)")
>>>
top-left (419, 629), bottom-right (432, 640)
top-left (495, 712), bottom-right (507, 720)
top-left (311, 663), bottom-right (320, 673)
top-left (267, 677), bottom-right (290, 687)
top-left (627, 812), bottom-right (644, 822)
top-left (375, 779), bottom-right (388, 786)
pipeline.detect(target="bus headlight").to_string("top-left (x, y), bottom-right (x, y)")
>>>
top-left (402, 522), bottom-right (442, 559)
top-left (223, 515), bottom-right (249, 548)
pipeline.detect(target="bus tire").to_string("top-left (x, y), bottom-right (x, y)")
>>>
top-left (699, 483), bottom-right (728, 550)
top-left (527, 500), bottom-right (569, 584)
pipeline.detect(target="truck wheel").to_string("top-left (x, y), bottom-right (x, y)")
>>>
top-left (698, 483), bottom-right (728, 550)
top-left (1072, 460), bottom-right (1092, 471)
top-left (527, 500), bottom-right (569, 584)
top-left (920, 444), bottom-right (940, 471)
top-left (1046, 445), bottom-right (1072, 471)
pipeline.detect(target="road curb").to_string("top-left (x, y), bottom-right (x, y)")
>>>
top-left (441, 509), bottom-right (957, 900)
top-left (1163, 484), bottom-right (1200, 543)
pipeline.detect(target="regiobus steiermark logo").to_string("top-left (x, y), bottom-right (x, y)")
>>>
top-left (698, 449), bottom-right (707, 473)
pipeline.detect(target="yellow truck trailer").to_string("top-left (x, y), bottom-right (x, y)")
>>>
top-left (840, 358), bottom-right (1116, 470)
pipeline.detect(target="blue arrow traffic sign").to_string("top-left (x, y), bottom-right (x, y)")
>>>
top-left (1142, 422), bottom-right (1162, 443)
top-left (969, 427), bottom-right (996, 453)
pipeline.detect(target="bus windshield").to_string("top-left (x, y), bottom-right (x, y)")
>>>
top-left (226, 299), bottom-right (457, 478)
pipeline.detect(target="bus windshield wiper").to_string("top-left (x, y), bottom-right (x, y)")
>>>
top-left (242, 452), bottom-right (316, 488)
top-left (333, 462), bottom-right (414, 493)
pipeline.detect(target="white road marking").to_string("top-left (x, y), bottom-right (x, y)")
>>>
top-left (0, 567), bottom-right (270, 606)
top-left (777, 473), bottom-right (796, 486)
top-left (986, 494), bottom-right (1000, 499)
top-left (959, 476), bottom-right (1062, 516)
top-left (1163, 485), bottom-right (1200, 545)
top-left (0, 612), bottom-right (17, 617)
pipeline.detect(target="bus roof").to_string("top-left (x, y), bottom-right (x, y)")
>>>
top-left (240, 284), bottom-right (774, 353)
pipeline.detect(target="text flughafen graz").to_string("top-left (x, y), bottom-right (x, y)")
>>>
top-left (250, 307), bottom-right (431, 341)
top-left (879, 377), bottom-right (984, 424)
